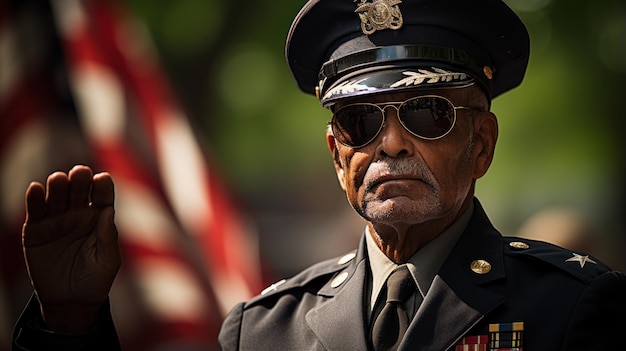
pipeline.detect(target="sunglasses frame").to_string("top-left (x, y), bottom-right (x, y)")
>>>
top-left (328, 95), bottom-right (481, 148)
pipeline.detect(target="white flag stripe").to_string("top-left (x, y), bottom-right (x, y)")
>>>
top-left (71, 64), bottom-right (127, 144)
top-left (155, 113), bottom-right (214, 232)
top-left (114, 182), bottom-right (181, 251)
top-left (136, 258), bottom-right (210, 321)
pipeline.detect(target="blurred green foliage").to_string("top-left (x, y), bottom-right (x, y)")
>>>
top-left (124, 0), bottom-right (625, 269)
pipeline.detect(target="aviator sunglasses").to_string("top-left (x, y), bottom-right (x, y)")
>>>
top-left (329, 95), bottom-right (481, 148)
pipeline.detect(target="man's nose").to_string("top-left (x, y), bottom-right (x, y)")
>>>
top-left (375, 108), bottom-right (414, 158)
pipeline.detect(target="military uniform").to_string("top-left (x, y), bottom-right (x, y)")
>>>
top-left (217, 0), bottom-right (626, 349)
top-left (11, 0), bottom-right (626, 349)
top-left (219, 199), bottom-right (626, 350)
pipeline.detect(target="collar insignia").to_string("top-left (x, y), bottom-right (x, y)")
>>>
top-left (565, 253), bottom-right (597, 268)
top-left (354, 0), bottom-right (403, 35)
top-left (261, 279), bottom-right (286, 295)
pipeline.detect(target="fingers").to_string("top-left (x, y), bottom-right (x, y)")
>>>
top-left (68, 166), bottom-right (94, 209)
top-left (25, 182), bottom-right (46, 224)
top-left (91, 172), bottom-right (115, 208)
top-left (27, 165), bottom-right (115, 220)
top-left (45, 172), bottom-right (70, 215)
top-left (46, 165), bottom-right (95, 214)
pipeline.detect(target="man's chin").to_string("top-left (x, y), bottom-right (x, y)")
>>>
top-left (360, 197), bottom-right (439, 223)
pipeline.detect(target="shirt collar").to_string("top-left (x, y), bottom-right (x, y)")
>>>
top-left (365, 202), bottom-right (475, 310)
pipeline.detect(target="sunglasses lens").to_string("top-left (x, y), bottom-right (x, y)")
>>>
top-left (332, 104), bottom-right (384, 147)
top-left (331, 96), bottom-right (458, 147)
top-left (398, 97), bottom-right (455, 139)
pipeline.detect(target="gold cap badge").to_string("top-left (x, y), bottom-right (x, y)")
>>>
top-left (355, 0), bottom-right (403, 35)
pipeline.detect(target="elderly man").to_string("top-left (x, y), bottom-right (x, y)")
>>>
top-left (12, 0), bottom-right (626, 350)
top-left (219, 0), bottom-right (626, 350)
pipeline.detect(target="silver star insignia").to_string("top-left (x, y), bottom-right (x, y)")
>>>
top-left (565, 253), bottom-right (597, 268)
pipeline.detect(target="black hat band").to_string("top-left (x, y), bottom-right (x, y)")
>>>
top-left (318, 44), bottom-right (491, 100)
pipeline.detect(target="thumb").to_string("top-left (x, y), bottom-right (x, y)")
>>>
top-left (95, 206), bottom-right (121, 269)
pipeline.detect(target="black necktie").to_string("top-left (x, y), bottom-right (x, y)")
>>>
top-left (371, 266), bottom-right (416, 351)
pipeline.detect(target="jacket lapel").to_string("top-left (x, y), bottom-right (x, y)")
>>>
top-left (399, 275), bottom-right (503, 351)
top-left (306, 236), bottom-right (370, 351)
top-left (306, 199), bottom-right (507, 351)
top-left (401, 199), bottom-right (507, 350)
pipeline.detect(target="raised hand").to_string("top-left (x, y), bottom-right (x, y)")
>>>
top-left (22, 165), bottom-right (121, 333)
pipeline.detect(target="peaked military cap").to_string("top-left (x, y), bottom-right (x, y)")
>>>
top-left (286, 0), bottom-right (530, 106)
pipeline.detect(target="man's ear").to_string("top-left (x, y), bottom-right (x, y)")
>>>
top-left (326, 128), bottom-right (347, 191)
top-left (472, 111), bottom-right (498, 179)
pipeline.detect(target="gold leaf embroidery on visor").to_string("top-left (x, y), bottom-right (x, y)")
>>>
top-left (355, 0), bottom-right (404, 35)
top-left (322, 78), bottom-right (372, 100)
top-left (390, 68), bottom-right (470, 87)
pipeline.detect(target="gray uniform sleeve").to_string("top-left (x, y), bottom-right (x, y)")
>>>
top-left (218, 302), bottom-right (245, 351)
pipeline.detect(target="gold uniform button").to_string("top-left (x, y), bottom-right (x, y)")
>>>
top-left (470, 259), bottom-right (492, 274)
top-left (509, 241), bottom-right (529, 250)
top-left (331, 272), bottom-right (349, 288)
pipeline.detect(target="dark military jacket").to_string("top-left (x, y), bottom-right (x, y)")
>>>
top-left (219, 199), bottom-right (626, 350)
top-left (11, 199), bottom-right (626, 350)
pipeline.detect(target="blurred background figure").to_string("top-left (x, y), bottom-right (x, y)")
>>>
top-left (517, 207), bottom-right (597, 255)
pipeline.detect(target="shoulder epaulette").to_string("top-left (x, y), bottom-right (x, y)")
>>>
top-left (245, 250), bottom-right (358, 307)
top-left (503, 237), bottom-right (613, 283)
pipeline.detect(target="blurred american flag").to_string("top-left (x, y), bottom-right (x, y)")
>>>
top-left (0, 0), bottom-right (264, 349)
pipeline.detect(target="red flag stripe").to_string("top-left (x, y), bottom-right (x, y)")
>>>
top-left (51, 0), bottom-right (262, 315)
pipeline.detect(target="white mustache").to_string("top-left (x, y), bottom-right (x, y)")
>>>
top-left (363, 159), bottom-right (436, 189)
